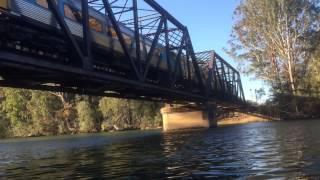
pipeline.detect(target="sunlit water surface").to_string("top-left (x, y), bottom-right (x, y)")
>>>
top-left (1, 120), bottom-right (320, 179)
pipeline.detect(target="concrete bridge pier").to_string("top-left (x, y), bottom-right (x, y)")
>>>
top-left (161, 104), bottom-right (217, 131)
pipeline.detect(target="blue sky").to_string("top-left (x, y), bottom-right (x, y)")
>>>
top-left (156, 0), bottom-right (268, 102)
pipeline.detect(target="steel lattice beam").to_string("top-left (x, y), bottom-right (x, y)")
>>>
top-left (196, 50), bottom-right (246, 103)
top-left (0, 0), bottom-right (245, 106)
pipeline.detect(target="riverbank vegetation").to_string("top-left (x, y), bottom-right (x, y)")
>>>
top-left (227, 0), bottom-right (320, 119)
top-left (0, 88), bottom-right (162, 138)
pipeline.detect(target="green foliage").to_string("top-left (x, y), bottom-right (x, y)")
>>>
top-left (228, 0), bottom-right (320, 116)
top-left (0, 89), bottom-right (7, 138)
top-left (135, 101), bottom-right (162, 129)
top-left (0, 88), bottom-right (163, 138)
top-left (301, 46), bottom-right (320, 97)
top-left (0, 112), bottom-right (9, 138)
top-left (227, 0), bottom-right (320, 92)
top-left (53, 93), bottom-right (78, 134)
top-left (99, 97), bottom-right (123, 129)
top-left (27, 91), bottom-right (61, 136)
top-left (99, 98), bottom-right (162, 130)
top-left (1, 88), bottom-right (32, 137)
top-left (76, 100), bottom-right (97, 133)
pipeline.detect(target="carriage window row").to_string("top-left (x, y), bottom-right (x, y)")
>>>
top-left (64, 4), bottom-right (103, 33)
top-left (34, 1), bottom-right (102, 33)
top-left (108, 27), bottom-right (132, 44)
top-left (35, 1), bottom-right (133, 44)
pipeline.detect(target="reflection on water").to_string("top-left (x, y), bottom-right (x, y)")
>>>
top-left (1, 120), bottom-right (320, 178)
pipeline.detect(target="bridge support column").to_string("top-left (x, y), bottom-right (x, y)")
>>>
top-left (161, 104), bottom-right (217, 131)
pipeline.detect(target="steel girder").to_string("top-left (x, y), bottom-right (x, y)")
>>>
top-left (91, 0), bottom-right (206, 91)
top-left (0, 0), bottom-right (245, 105)
top-left (196, 50), bottom-right (245, 103)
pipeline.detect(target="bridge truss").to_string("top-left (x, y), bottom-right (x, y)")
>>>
top-left (196, 51), bottom-right (245, 103)
top-left (0, 0), bottom-right (245, 104)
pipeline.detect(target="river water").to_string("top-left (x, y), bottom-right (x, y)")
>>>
top-left (1, 120), bottom-right (320, 179)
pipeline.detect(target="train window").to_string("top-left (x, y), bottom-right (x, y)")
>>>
top-left (64, 4), bottom-right (102, 32)
top-left (108, 27), bottom-right (118, 38)
top-left (36, 0), bottom-right (48, 8)
top-left (64, 4), bottom-right (81, 22)
top-left (89, 17), bottom-right (102, 32)
top-left (36, 0), bottom-right (57, 9)
top-left (123, 34), bottom-right (132, 45)
top-left (107, 27), bottom-right (132, 45)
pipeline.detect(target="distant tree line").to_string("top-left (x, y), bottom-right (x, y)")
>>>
top-left (0, 88), bottom-right (162, 138)
top-left (227, 0), bottom-right (320, 118)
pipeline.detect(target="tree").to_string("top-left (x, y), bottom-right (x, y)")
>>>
top-left (227, 0), bottom-right (320, 113)
top-left (0, 107), bottom-right (9, 138)
top-left (76, 100), bottom-right (97, 133)
top-left (255, 88), bottom-right (266, 104)
top-left (302, 31), bottom-right (320, 98)
top-left (135, 101), bottom-right (162, 129)
top-left (99, 98), bottom-right (162, 130)
top-left (0, 87), bottom-right (163, 138)
top-left (99, 97), bottom-right (130, 129)
top-left (1, 88), bottom-right (32, 137)
top-left (51, 92), bottom-right (78, 134)
top-left (0, 88), bottom-right (8, 138)
top-left (27, 91), bottom-right (60, 136)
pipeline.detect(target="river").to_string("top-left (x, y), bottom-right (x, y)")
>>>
top-left (1, 120), bottom-right (320, 179)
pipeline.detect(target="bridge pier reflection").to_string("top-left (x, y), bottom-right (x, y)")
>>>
top-left (161, 104), bottom-right (217, 131)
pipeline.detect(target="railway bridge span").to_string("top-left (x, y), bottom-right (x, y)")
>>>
top-left (0, 0), bottom-right (245, 131)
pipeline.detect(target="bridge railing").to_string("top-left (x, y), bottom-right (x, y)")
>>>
top-left (196, 51), bottom-right (245, 103)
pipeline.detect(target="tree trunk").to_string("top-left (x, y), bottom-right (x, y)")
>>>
top-left (287, 53), bottom-right (299, 114)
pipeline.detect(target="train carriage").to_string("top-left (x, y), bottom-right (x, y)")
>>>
top-left (0, 0), bottom-right (184, 78)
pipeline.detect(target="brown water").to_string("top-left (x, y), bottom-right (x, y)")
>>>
top-left (1, 120), bottom-right (320, 179)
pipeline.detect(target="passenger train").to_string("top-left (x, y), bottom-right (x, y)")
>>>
top-left (0, 0), bottom-right (186, 77)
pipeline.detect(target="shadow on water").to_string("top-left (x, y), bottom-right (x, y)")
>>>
top-left (1, 121), bottom-right (320, 179)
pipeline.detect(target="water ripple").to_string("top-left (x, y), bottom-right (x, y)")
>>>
top-left (1, 121), bottom-right (320, 178)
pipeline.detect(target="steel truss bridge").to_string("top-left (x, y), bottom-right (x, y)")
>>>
top-left (0, 0), bottom-right (245, 105)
